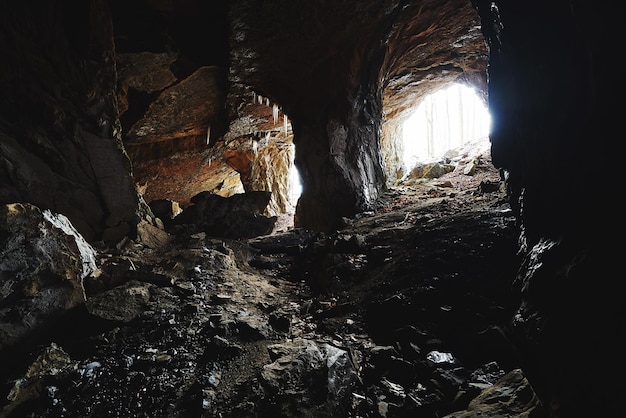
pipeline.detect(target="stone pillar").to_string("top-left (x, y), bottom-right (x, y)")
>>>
top-left (292, 92), bottom-right (387, 232)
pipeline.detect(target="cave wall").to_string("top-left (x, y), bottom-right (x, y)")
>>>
top-left (112, 0), bottom-right (297, 217)
top-left (380, 118), bottom-right (405, 185)
top-left (474, 1), bottom-right (623, 416)
top-left (0, 0), bottom-right (142, 243)
top-left (229, 0), bottom-right (392, 231)
top-left (111, 0), bottom-right (244, 209)
top-left (479, 1), bottom-right (602, 244)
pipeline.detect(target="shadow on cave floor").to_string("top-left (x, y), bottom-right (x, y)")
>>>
top-left (0, 140), bottom-right (544, 417)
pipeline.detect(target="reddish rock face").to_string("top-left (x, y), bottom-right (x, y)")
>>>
top-left (109, 0), bottom-right (489, 232)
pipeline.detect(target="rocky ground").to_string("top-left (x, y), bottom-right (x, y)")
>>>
top-left (0, 139), bottom-right (548, 417)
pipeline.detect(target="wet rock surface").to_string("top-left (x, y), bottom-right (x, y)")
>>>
top-left (0, 148), bottom-right (546, 417)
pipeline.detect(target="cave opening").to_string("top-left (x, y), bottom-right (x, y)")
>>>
top-left (287, 159), bottom-right (302, 209)
top-left (402, 83), bottom-right (491, 172)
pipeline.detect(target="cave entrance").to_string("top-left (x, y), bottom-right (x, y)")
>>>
top-left (270, 148), bottom-right (301, 232)
top-left (288, 160), bottom-right (302, 208)
top-left (402, 83), bottom-right (491, 171)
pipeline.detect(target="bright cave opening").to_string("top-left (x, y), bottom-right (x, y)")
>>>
top-left (402, 83), bottom-right (491, 171)
top-left (288, 161), bottom-right (302, 208)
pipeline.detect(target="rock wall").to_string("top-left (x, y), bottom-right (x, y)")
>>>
top-left (474, 1), bottom-right (623, 416)
top-left (223, 85), bottom-right (296, 217)
top-left (0, 0), bottom-right (141, 243)
top-left (380, 118), bottom-right (406, 185)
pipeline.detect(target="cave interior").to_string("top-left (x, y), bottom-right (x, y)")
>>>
top-left (0, 0), bottom-right (623, 417)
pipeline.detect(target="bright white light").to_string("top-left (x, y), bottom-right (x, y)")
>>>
top-left (402, 84), bottom-right (491, 171)
top-left (288, 161), bottom-right (302, 205)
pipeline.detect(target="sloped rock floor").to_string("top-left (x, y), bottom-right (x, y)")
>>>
top-left (0, 142), bottom-right (547, 417)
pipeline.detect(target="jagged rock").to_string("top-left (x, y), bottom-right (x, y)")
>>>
top-left (3, 343), bottom-right (76, 417)
top-left (261, 338), bottom-right (359, 415)
top-left (478, 180), bottom-right (501, 193)
top-left (205, 335), bottom-right (244, 360)
top-left (85, 281), bottom-right (153, 322)
top-left (406, 162), bottom-right (455, 181)
top-left (0, 203), bottom-right (96, 351)
top-left (136, 217), bottom-right (171, 249)
top-left (83, 256), bottom-right (136, 297)
top-left (249, 228), bottom-right (317, 255)
top-left (116, 51), bottom-right (178, 95)
top-left (442, 369), bottom-right (543, 418)
top-left (424, 163), bottom-right (454, 179)
top-left (463, 161), bottom-right (477, 175)
top-left (127, 66), bottom-right (226, 144)
top-left (235, 315), bottom-right (273, 341)
top-left (173, 190), bottom-right (277, 238)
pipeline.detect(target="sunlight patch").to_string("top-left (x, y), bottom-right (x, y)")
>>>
top-left (402, 84), bottom-right (491, 171)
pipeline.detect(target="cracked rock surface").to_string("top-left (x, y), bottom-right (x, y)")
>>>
top-left (0, 144), bottom-right (546, 418)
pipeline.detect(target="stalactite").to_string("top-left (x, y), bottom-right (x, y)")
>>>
top-left (258, 94), bottom-right (263, 105)
top-left (206, 125), bottom-right (211, 145)
top-left (283, 114), bottom-right (288, 135)
top-left (265, 97), bottom-right (270, 106)
top-left (272, 104), bottom-right (279, 124)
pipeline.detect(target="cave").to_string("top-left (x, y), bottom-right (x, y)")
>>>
top-left (0, 1), bottom-right (622, 417)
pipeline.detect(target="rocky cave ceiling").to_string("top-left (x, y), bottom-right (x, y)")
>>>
top-left (111, 0), bottom-right (488, 226)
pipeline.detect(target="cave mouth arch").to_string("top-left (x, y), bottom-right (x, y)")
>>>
top-left (402, 83), bottom-right (491, 172)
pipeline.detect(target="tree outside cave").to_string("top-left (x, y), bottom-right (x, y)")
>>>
top-left (403, 83), bottom-right (491, 171)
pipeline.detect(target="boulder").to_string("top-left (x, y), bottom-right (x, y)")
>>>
top-left (0, 203), bottom-right (96, 351)
top-left (173, 191), bottom-right (277, 238)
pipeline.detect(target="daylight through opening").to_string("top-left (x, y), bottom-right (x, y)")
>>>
top-left (402, 83), bottom-right (491, 171)
top-left (287, 153), bottom-right (302, 209)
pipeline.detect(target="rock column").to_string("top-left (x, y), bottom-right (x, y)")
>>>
top-left (292, 91), bottom-right (386, 232)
